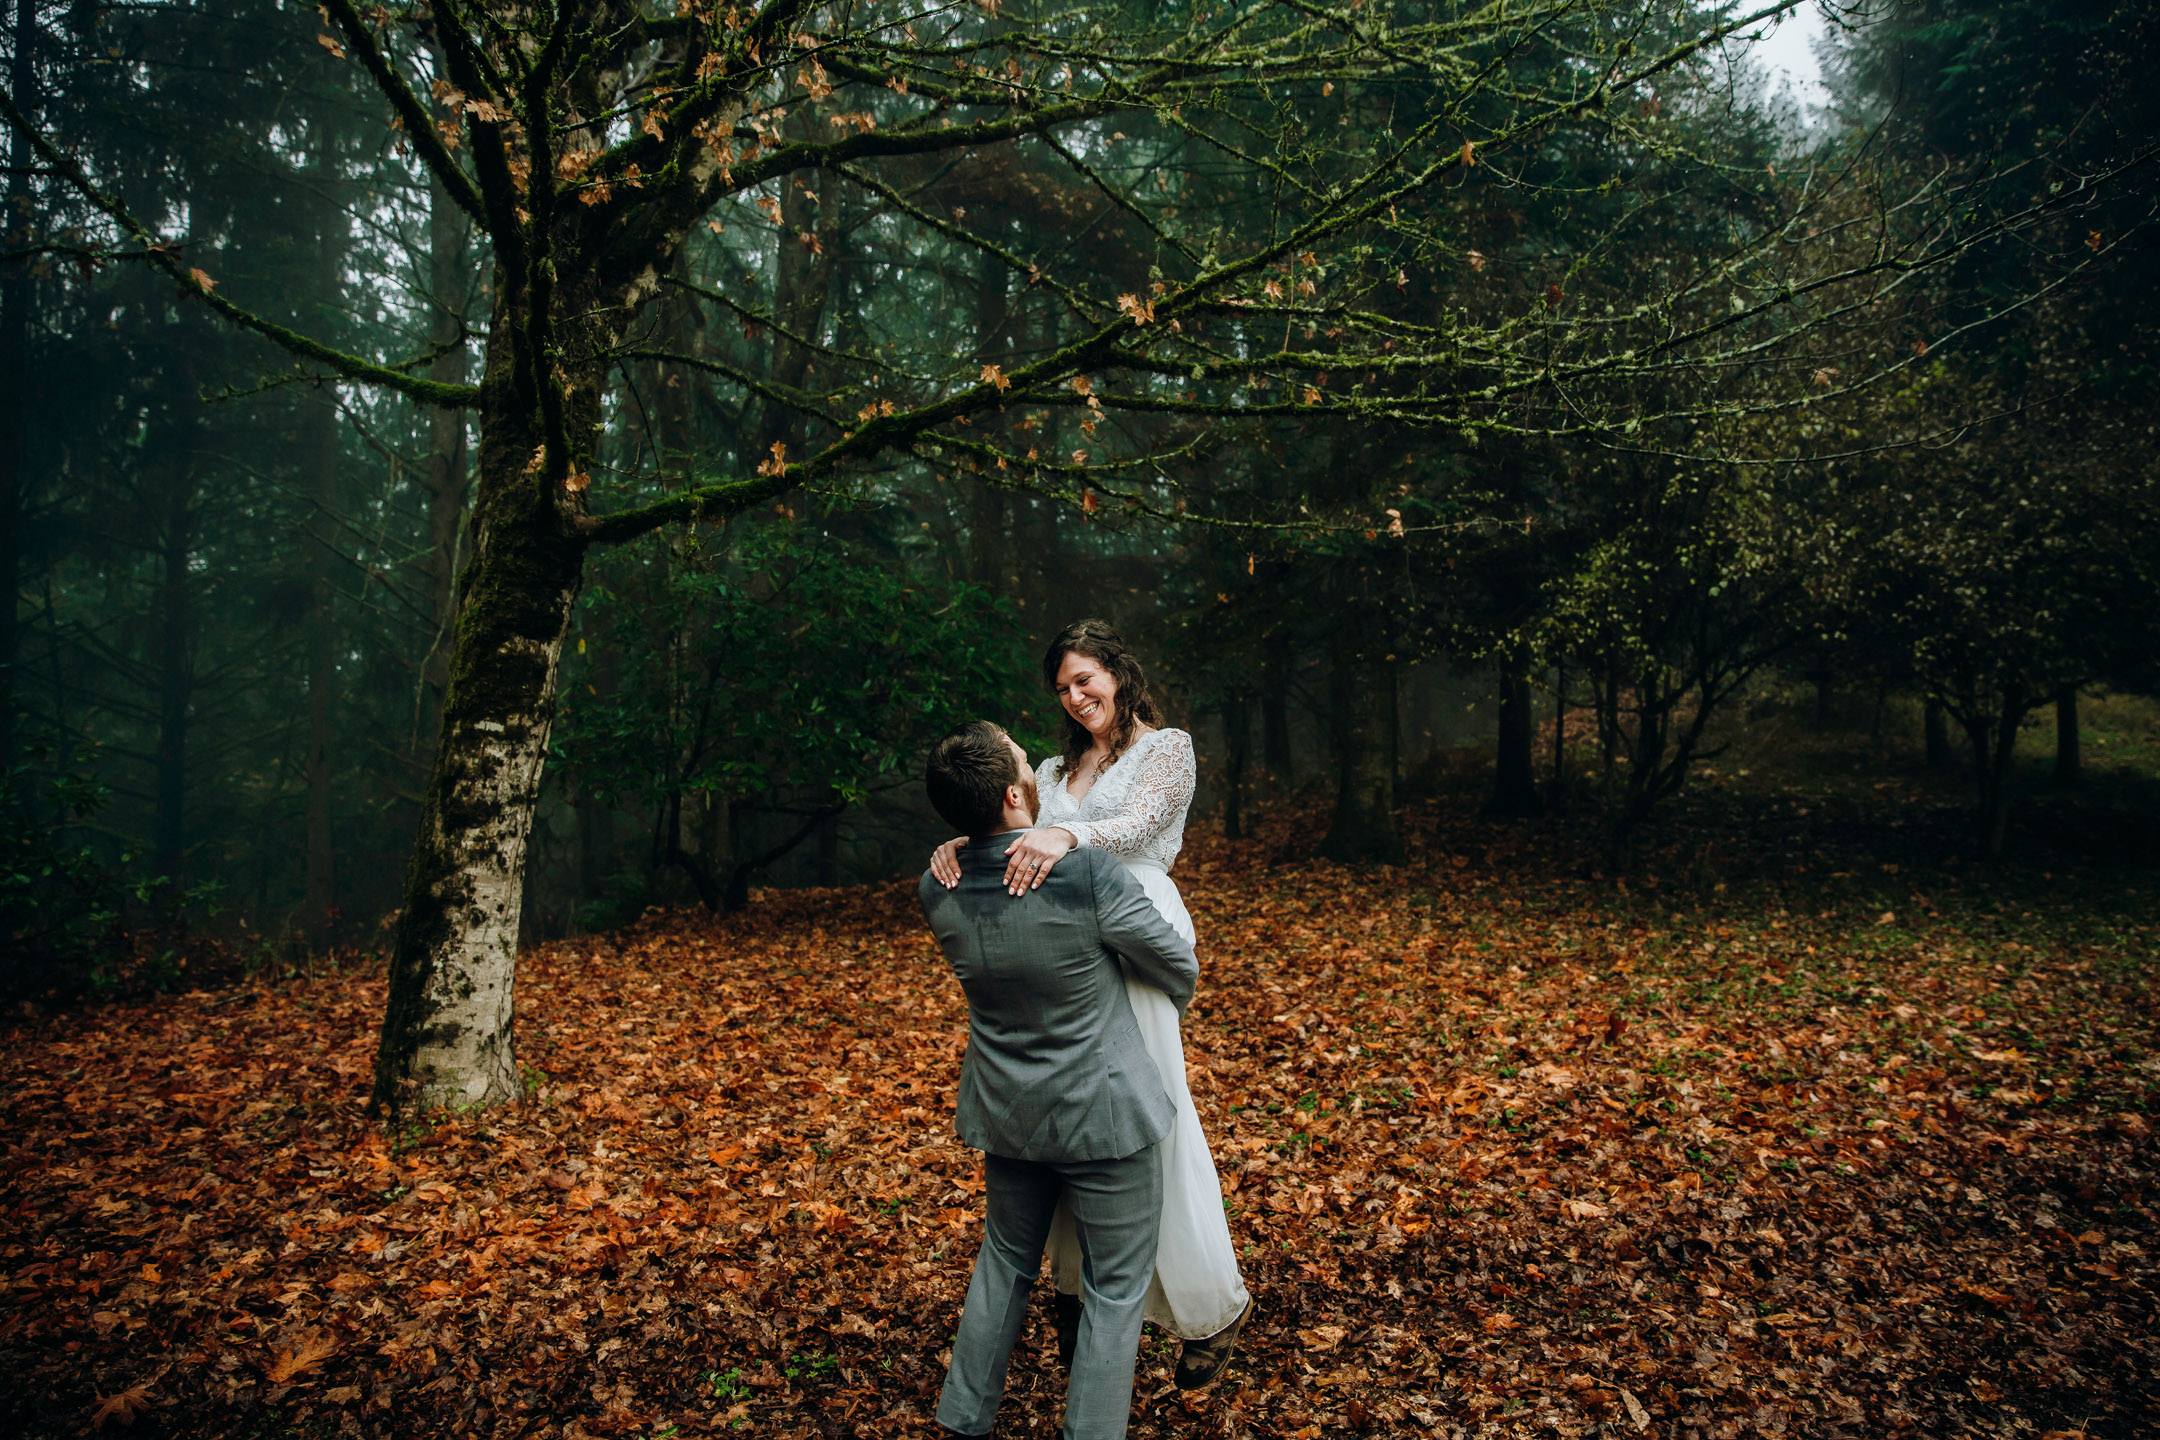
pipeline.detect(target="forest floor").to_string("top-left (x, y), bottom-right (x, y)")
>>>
top-left (3, 758), bottom-right (2157, 1440)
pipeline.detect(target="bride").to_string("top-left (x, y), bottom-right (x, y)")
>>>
top-left (930, 618), bottom-right (1253, 1388)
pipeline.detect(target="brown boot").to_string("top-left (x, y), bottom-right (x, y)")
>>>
top-left (1174, 1297), bottom-right (1254, 1390)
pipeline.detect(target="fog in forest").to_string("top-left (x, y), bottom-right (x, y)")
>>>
top-left (4, 0), bottom-right (2153, 989)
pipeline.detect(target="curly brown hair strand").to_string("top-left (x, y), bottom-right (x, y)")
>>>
top-left (1043, 618), bottom-right (1162, 782)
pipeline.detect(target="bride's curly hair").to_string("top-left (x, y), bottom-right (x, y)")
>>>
top-left (1044, 618), bottom-right (1163, 782)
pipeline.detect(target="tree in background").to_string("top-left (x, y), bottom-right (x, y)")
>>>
top-left (1802, 0), bottom-right (2160, 854)
top-left (556, 516), bottom-right (1036, 914)
top-left (2, 0), bottom-right (400, 950)
top-left (5, 0), bottom-right (2138, 1104)
top-left (1821, 371), bottom-right (2158, 857)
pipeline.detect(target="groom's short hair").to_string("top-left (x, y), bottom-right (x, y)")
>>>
top-left (927, 721), bottom-right (1020, 836)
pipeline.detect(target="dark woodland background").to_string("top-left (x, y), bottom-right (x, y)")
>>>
top-left (3, 0), bottom-right (2157, 992)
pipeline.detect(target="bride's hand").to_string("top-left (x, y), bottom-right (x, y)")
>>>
top-left (930, 836), bottom-right (968, 889)
top-left (1003, 827), bottom-right (1076, 896)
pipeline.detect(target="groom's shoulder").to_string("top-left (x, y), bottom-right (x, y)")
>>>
top-left (1062, 847), bottom-right (1135, 899)
top-left (918, 868), bottom-right (957, 919)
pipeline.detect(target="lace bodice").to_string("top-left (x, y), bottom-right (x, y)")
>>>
top-left (1035, 727), bottom-right (1194, 872)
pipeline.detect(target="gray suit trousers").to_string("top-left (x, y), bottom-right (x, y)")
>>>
top-left (936, 1142), bottom-right (1164, 1440)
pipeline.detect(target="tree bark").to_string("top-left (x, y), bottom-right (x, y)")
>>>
top-left (366, 47), bottom-right (759, 1107)
top-left (1924, 696), bottom-right (1952, 769)
top-left (302, 180), bottom-right (346, 942)
top-left (1221, 694), bottom-right (1249, 840)
top-left (418, 118), bottom-right (471, 729)
top-left (967, 246), bottom-right (1010, 587)
top-left (574, 775), bottom-right (614, 912)
top-left (1960, 688), bottom-right (2026, 860)
top-left (2052, 684), bottom-right (2079, 787)
top-left (0, 0), bottom-right (37, 780)
top-left (749, 155), bottom-right (837, 468)
top-left (371, 353), bottom-right (586, 1111)
top-left (1261, 630), bottom-right (1293, 778)
top-left (631, 252), bottom-right (704, 497)
top-left (302, 383), bottom-right (339, 940)
top-left (1598, 663), bottom-right (1621, 790)
top-left (1547, 661), bottom-right (1568, 808)
top-left (666, 790), bottom-right (725, 912)
top-left (150, 433), bottom-right (195, 894)
top-left (1486, 645), bottom-right (1543, 818)
top-left (1321, 652), bottom-right (1403, 863)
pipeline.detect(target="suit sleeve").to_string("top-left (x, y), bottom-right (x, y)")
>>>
top-left (1089, 854), bottom-right (1199, 1013)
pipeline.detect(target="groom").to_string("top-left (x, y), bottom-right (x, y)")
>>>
top-left (920, 721), bottom-right (1199, 1439)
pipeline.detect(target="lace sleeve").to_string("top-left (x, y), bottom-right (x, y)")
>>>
top-left (1062, 730), bottom-right (1195, 857)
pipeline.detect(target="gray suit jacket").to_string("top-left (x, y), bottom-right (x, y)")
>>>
top-left (921, 837), bottom-right (1199, 1163)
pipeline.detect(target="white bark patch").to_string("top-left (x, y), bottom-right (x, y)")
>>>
top-left (408, 631), bottom-right (568, 1108)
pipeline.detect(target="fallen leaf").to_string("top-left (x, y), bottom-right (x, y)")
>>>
top-left (91, 1384), bottom-right (152, 1429)
top-left (264, 1327), bottom-right (337, 1384)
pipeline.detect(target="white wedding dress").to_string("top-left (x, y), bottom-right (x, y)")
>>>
top-left (1035, 727), bottom-right (1250, 1340)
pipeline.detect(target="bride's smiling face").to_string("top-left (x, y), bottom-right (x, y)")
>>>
top-left (1054, 650), bottom-right (1118, 739)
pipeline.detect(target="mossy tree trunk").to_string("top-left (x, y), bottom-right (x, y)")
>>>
top-left (370, 359), bottom-right (590, 1111)
top-left (364, 34), bottom-right (773, 1112)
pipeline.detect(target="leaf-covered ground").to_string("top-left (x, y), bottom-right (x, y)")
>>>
top-left (3, 791), bottom-right (2157, 1439)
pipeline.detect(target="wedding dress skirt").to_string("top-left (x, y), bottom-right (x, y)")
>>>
top-left (1044, 857), bottom-right (1250, 1339)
